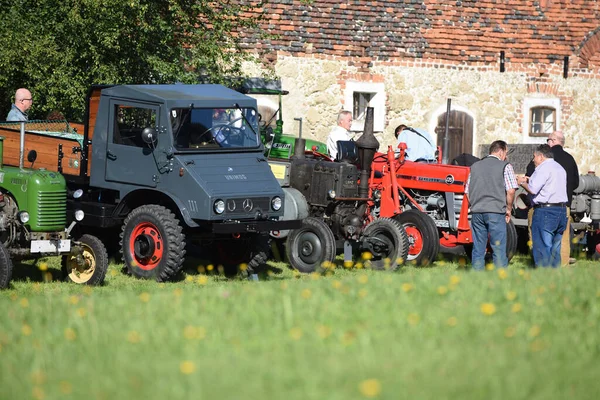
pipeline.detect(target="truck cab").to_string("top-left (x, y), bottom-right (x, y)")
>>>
top-left (0, 84), bottom-right (301, 282)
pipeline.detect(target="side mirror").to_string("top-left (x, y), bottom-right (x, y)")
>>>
top-left (141, 127), bottom-right (158, 145)
top-left (27, 150), bottom-right (37, 163)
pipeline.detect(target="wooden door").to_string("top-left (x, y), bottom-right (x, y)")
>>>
top-left (435, 111), bottom-right (473, 163)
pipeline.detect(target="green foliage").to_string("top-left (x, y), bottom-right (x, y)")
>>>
top-left (0, 0), bottom-right (269, 121)
top-left (1, 256), bottom-right (600, 399)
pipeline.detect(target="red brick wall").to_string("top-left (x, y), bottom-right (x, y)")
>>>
top-left (241, 0), bottom-right (600, 78)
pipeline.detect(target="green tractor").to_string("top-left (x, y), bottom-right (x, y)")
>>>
top-left (0, 132), bottom-right (108, 289)
top-left (233, 78), bottom-right (328, 159)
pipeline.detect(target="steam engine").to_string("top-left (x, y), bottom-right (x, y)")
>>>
top-left (571, 172), bottom-right (600, 230)
top-left (286, 156), bottom-right (366, 241)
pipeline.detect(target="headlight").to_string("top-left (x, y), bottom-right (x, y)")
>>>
top-left (18, 211), bottom-right (30, 223)
top-left (73, 189), bottom-right (83, 199)
top-left (214, 199), bottom-right (225, 214)
top-left (271, 196), bottom-right (282, 211)
top-left (328, 190), bottom-right (336, 199)
top-left (74, 210), bottom-right (85, 221)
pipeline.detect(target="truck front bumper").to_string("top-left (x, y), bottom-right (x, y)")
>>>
top-left (212, 219), bottom-right (302, 234)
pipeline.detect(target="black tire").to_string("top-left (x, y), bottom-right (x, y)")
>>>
top-left (394, 210), bottom-right (440, 266)
top-left (62, 234), bottom-right (109, 286)
top-left (0, 243), bottom-right (13, 289)
top-left (214, 233), bottom-right (271, 278)
top-left (506, 220), bottom-right (518, 262)
top-left (120, 205), bottom-right (186, 282)
top-left (361, 218), bottom-right (409, 271)
top-left (286, 217), bottom-right (336, 273)
top-left (246, 233), bottom-right (271, 276)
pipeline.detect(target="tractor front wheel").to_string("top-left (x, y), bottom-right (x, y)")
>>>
top-left (62, 234), bottom-right (108, 285)
top-left (0, 242), bottom-right (13, 289)
top-left (286, 217), bottom-right (336, 273)
top-left (361, 218), bottom-right (409, 271)
top-left (121, 205), bottom-right (186, 282)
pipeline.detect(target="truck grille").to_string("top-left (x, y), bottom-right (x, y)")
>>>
top-left (36, 190), bottom-right (67, 229)
top-left (224, 197), bottom-right (271, 215)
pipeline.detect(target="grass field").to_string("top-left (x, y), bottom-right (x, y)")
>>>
top-left (1, 254), bottom-right (599, 400)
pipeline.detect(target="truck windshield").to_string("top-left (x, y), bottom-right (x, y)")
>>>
top-left (170, 107), bottom-right (260, 150)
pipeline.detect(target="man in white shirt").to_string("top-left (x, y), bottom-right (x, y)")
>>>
top-left (326, 110), bottom-right (352, 160)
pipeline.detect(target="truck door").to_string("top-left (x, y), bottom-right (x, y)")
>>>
top-left (105, 100), bottom-right (160, 187)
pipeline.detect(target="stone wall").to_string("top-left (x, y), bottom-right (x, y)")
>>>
top-left (244, 55), bottom-right (600, 173)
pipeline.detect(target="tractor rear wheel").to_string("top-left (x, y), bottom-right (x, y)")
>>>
top-left (506, 220), bottom-right (518, 262)
top-left (0, 242), bottom-right (13, 289)
top-left (62, 234), bottom-right (109, 285)
top-left (394, 209), bottom-right (439, 266)
top-left (286, 217), bottom-right (336, 273)
top-left (361, 218), bottom-right (409, 271)
top-left (121, 205), bottom-right (186, 282)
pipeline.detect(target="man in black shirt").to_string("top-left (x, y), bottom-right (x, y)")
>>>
top-left (526, 130), bottom-right (579, 265)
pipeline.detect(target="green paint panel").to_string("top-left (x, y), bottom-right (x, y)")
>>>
top-left (0, 166), bottom-right (67, 231)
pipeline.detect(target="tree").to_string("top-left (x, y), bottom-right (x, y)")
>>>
top-left (0, 0), bottom-right (270, 121)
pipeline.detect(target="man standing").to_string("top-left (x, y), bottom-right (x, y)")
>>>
top-left (547, 131), bottom-right (579, 265)
top-left (6, 88), bottom-right (33, 121)
top-left (465, 140), bottom-right (518, 270)
top-left (519, 144), bottom-right (568, 268)
top-left (394, 124), bottom-right (437, 162)
top-left (525, 131), bottom-right (579, 265)
top-left (326, 110), bottom-right (352, 160)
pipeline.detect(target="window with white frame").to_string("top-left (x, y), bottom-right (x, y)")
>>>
top-left (344, 82), bottom-right (385, 132)
top-left (530, 106), bottom-right (556, 136)
top-left (522, 97), bottom-right (561, 143)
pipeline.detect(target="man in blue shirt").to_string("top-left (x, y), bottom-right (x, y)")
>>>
top-left (519, 144), bottom-right (568, 268)
top-left (6, 88), bottom-right (32, 121)
top-left (394, 124), bottom-right (437, 162)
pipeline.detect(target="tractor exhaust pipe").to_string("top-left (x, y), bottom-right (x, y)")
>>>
top-left (0, 136), bottom-right (4, 168)
top-left (293, 117), bottom-right (305, 159)
top-left (441, 98), bottom-right (451, 164)
top-left (355, 107), bottom-right (379, 198)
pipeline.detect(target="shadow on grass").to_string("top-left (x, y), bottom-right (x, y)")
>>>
top-left (10, 259), bottom-right (63, 283)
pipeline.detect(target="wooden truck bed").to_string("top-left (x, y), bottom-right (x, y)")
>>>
top-left (0, 87), bottom-right (99, 178)
top-left (0, 121), bottom-right (87, 177)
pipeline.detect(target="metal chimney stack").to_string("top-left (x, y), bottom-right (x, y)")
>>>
top-left (354, 107), bottom-right (379, 198)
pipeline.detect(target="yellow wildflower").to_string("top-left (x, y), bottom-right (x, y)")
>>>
top-left (480, 303), bottom-right (496, 316)
top-left (505, 291), bottom-right (517, 301)
top-left (180, 361), bottom-right (196, 375)
top-left (289, 327), bottom-right (303, 340)
top-left (359, 379), bottom-right (382, 398)
top-left (64, 328), bottom-right (76, 341)
top-left (497, 269), bottom-right (508, 279)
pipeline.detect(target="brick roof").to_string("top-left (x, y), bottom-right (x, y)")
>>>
top-left (241, 0), bottom-right (600, 70)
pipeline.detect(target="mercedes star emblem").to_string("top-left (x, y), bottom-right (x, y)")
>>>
top-left (242, 198), bottom-right (253, 212)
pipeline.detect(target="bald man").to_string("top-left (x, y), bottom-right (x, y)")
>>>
top-left (547, 130), bottom-right (579, 265)
top-left (6, 88), bottom-right (33, 121)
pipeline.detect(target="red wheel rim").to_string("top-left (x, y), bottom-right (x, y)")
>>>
top-left (129, 222), bottom-right (164, 271)
top-left (405, 225), bottom-right (423, 256)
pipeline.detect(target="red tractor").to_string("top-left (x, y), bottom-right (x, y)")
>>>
top-left (368, 144), bottom-right (518, 266)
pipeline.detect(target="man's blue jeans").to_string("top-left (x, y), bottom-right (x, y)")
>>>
top-left (470, 212), bottom-right (508, 271)
top-left (531, 206), bottom-right (568, 268)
